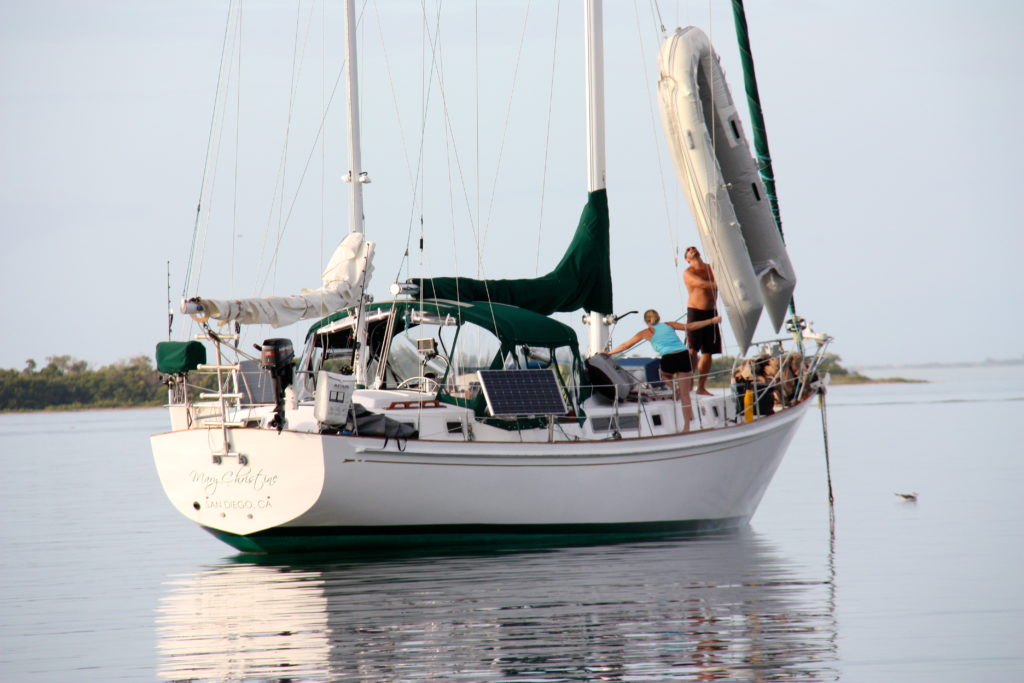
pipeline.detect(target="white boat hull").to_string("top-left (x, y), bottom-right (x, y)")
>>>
top-left (151, 396), bottom-right (812, 552)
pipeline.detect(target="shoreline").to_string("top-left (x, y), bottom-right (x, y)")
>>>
top-left (829, 375), bottom-right (924, 385)
top-left (5, 375), bottom-right (928, 414)
top-left (855, 360), bottom-right (1023, 372)
top-left (0, 404), bottom-right (165, 415)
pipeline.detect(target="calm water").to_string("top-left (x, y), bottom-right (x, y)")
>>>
top-left (1, 365), bottom-right (1022, 681)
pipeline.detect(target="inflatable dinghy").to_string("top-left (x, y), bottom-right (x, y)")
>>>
top-left (658, 26), bottom-right (796, 350)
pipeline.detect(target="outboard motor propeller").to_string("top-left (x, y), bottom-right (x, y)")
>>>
top-left (260, 338), bottom-right (294, 433)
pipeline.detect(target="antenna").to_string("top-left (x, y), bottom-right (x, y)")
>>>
top-left (166, 260), bottom-right (173, 339)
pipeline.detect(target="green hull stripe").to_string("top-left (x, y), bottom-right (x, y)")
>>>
top-left (204, 518), bottom-right (747, 554)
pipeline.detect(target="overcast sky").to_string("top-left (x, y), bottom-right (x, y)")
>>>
top-left (1, 0), bottom-right (1021, 370)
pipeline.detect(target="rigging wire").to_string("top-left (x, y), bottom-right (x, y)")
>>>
top-left (383, 0), bottom-right (444, 286)
top-left (254, 0), bottom-right (372, 298)
top-left (534, 0), bottom-right (562, 276)
top-left (252, 0), bottom-right (346, 294)
top-left (417, 3), bottom-right (540, 344)
top-left (704, 0), bottom-right (731, 359)
top-left (320, 0), bottom-right (327, 271)
top-left (648, 0), bottom-right (667, 35)
top-left (409, 8), bottom-right (431, 297)
top-left (480, 1), bottom-right (534, 254)
top-left (414, 10), bottom-right (484, 271)
top-left (419, 2), bottom-right (446, 285)
top-left (632, 0), bottom-right (686, 312)
top-left (183, 0), bottom-right (237, 299)
top-left (429, 8), bottom-right (444, 299)
top-left (255, 67), bottom-right (347, 295)
top-left (408, 3), bottom-right (541, 342)
top-left (191, 5), bottom-right (245, 322)
top-left (254, 0), bottom-right (313, 295)
top-left (370, 1), bottom-right (421, 269)
top-left (426, 7), bottom-right (457, 300)
top-left (185, 3), bottom-right (246, 312)
top-left (397, 0), bottom-right (538, 328)
top-left (167, 261), bottom-right (173, 339)
top-left (444, 122), bottom-right (462, 305)
top-left (475, 1), bottom-right (480, 278)
top-left (231, 0), bottom-right (243, 298)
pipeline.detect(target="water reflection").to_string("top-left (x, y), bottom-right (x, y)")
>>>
top-left (157, 531), bottom-right (838, 681)
top-left (156, 565), bottom-right (330, 681)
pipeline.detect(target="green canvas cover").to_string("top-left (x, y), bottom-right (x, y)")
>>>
top-left (306, 298), bottom-right (590, 419)
top-left (414, 190), bottom-right (613, 315)
top-left (156, 341), bottom-right (207, 374)
top-left (308, 299), bottom-right (579, 351)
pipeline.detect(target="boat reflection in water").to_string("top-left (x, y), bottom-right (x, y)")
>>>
top-left (156, 564), bottom-right (331, 680)
top-left (156, 531), bottom-right (837, 681)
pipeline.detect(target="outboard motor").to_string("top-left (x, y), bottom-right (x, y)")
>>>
top-left (260, 338), bottom-right (294, 432)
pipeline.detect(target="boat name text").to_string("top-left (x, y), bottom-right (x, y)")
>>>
top-left (190, 467), bottom-right (279, 496)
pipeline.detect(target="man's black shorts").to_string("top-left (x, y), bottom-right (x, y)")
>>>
top-left (686, 307), bottom-right (722, 354)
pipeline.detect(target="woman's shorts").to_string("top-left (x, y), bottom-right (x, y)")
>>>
top-left (660, 350), bottom-right (692, 374)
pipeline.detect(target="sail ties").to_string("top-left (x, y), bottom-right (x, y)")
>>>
top-left (184, 232), bottom-right (375, 328)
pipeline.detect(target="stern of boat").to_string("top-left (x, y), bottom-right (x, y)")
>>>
top-left (151, 427), bottom-right (327, 537)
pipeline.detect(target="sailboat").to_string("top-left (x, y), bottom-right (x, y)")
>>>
top-left (152, 1), bottom-right (831, 553)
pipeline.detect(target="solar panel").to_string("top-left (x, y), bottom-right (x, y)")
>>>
top-left (477, 369), bottom-right (568, 417)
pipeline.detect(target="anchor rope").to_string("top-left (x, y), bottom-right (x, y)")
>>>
top-left (819, 388), bottom-right (836, 516)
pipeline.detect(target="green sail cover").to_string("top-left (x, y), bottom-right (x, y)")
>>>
top-left (155, 340), bottom-right (207, 374)
top-left (415, 190), bottom-right (612, 315)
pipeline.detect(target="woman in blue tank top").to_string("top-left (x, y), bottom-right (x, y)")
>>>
top-left (602, 309), bottom-right (721, 432)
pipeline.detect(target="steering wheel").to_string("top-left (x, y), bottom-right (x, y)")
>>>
top-left (396, 376), bottom-right (440, 393)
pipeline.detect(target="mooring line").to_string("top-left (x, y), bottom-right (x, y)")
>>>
top-left (819, 389), bottom-right (836, 533)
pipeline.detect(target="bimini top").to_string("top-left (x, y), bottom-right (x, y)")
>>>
top-left (307, 299), bottom-right (581, 352)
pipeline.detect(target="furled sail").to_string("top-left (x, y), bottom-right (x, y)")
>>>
top-left (414, 189), bottom-right (613, 316)
top-left (184, 232), bottom-right (375, 327)
top-left (658, 26), bottom-right (796, 351)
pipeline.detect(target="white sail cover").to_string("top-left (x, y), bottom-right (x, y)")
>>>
top-left (658, 27), bottom-right (796, 351)
top-left (188, 232), bottom-right (375, 327)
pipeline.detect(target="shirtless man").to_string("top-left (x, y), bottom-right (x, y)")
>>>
top-left (683, 246), bottom-right (722, 395)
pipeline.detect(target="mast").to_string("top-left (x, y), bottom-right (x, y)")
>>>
top-left (344, 0), bottom-right (365, 235)
top-left (344, 0), bottom-right (371, 385)
top-left (584, 0), bottom-right (609, 355)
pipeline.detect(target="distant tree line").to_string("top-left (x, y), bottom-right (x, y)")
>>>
top-left (815, 353), bottom-right (873, 383)
top-left (0, 355), bottom-right (167, 412)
